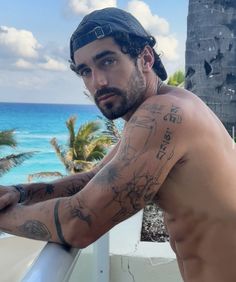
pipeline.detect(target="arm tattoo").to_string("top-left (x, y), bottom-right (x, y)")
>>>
top-left (105, 171), bottom-right (159, 223)
top-left (94, 163), bottom-right (121, 185)
top-left (65, 172), bottom-right (96, 196)
top-left (66, 198), bottom-right (92, 227)
top-left (66, 181), bottom-right (85, 196)
top-left (28, 184), bottom-right (55, 201)
top-left (119, 115), bottom-right (157, 164)
top-left (45, 184), bottom-right (55, 195)
top-left (139, 103), bottom-right (165, 114)
top-left (156, 128), bottom-right (173, 160)
top-left (54, 199), bottom-right (70, 246)
top-left (163, 105), bottom-right (182, 124)
top-left (18, 220), bottom-right (51, 240)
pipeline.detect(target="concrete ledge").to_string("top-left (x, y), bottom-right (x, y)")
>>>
top-left (110, 255), bottom-right (182, 282)
top-left (0, 236), bottom-right (45, 282)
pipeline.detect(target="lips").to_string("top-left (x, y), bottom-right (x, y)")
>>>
top-left (97, 93), bottom-right (115, 103)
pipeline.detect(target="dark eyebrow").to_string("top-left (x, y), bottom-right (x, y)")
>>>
top-left (74, 50), bottom-right (117, 73)
top-left (93, 50), bottom-right (117, 61)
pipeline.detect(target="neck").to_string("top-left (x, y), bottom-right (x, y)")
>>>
top-left (146, 75), bottom-right (163, 98)
top-left (122, 75), bottom-right (163, 122)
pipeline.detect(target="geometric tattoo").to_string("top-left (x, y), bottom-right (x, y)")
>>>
top-left (18, 220), bottom-right (51, 240)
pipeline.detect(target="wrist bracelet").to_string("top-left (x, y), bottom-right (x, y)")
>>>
top-left (12, 185), bottom-right (27, 203)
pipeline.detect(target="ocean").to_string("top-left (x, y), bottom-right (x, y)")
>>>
top-left (0, 102), bottom-right (114, 185)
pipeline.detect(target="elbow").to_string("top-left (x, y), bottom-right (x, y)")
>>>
top-left (70, 238), bottom-right (93, 249)
top-left (66, 231), bottom-right (96, 249)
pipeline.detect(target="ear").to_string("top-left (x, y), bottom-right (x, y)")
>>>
top-left (140, 45), bottom-right (155, 73)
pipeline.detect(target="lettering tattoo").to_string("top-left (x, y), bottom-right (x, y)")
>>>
top-left (18, 220), bottom-right (51, 240)
top-left (139, 104), bottom-right (165, 115)
top-left (163, 105), bottom-right (182, 124)
top-left (156, 128), bottom-right (173, 160)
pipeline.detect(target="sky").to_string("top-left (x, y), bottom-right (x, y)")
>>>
top-left (0, 0), bottom-right (189, 104)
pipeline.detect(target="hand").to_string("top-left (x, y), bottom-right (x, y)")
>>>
top-left (0, 185), bottom-right (20, 210)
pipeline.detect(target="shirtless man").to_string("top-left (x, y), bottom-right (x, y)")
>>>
top-left (0, 7), bottom-right (235, 282)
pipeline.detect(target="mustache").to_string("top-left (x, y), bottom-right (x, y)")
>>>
top-left (95, 87), bottom-right (123, 100)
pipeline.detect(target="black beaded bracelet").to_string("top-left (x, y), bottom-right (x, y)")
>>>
top-left (12, 185), bottom-right (27, 203)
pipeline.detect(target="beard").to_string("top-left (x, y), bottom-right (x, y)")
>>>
top-left (94, 67), bottom-right (146, 120)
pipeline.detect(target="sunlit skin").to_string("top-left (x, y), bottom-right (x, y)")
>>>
top-left (73, 37), bottom-right (157, 121)
top-left (0, 36), bottom-right (236, 282)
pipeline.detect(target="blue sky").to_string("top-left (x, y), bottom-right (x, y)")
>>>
top-left (0, 0), bottom-right (188, 104)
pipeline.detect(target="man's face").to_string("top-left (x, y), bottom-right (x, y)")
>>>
top-left (73, 37), bottom-right (147, 120)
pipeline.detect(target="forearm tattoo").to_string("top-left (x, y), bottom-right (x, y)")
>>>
top-left (54, 199), bottom-right (70, 246)
top-left (66, 197), bottom-right (92, 227)
top-left (28, 184), bottom-right (55, 202)
top-left (28, 172), bottom-right (95, 202)
top-left (18, 220), bottom-right (51, 240)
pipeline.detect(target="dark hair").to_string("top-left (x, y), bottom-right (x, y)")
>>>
top-left (111, 31), bottom-right (164, 77)
top-left (70, 26), bottom-right (167, 79)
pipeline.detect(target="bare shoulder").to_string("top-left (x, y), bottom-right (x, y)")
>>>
top-left (113, 89), bottom-right (190, 186)
top-left (125, 87), bottom-right (195, 141)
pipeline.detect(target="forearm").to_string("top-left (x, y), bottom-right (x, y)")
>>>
top-left (0, 198), bottom-right (61, 243)
top-left (15, 170), bottom-right (95, 205)
top-left (16, 142), bottom-right (120, 205)
top-left (0, 194), bottom-right (94, 248)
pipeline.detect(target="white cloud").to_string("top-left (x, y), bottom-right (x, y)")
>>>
top-left (68, 0), bottom-right (117, 15)
top-left (127, 0), bottom-right (179, 62)
top-left (66, 0), bottom-right (179, 63)
top-left (127, 0), bottom-right (169, 35)
top-left (15, 58), bottom-right (35, 70)
top-left (156, 35), bottom-right (179, 61)
top-left (0, 26), bottom-right (41, 58)
top-left (38, 57), bottom-right (68, 71)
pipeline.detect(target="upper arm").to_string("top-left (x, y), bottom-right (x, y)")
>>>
top-left (66, 96), bottom-right (186, 244)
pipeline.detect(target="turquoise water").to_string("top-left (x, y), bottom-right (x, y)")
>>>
top-left (0, 102), bottom-right (104, 185)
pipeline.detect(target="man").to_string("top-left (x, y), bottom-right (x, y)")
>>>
top-left (0, 7), bottom-right (236, 282)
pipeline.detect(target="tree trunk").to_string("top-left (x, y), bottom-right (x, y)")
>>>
top-left (185, 0), bottom-right (236, 135)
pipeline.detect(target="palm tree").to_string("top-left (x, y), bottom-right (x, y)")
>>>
top-left (167, 70), bottom-right (185, 87)
top-left (185, 0), bottom-right (236, 135)
top-left (51, 116), bottom-right (114, 174)
top-left (0, 129), bottom-right (35, 176)
top-left (98, 116), bottom-right (121, 143)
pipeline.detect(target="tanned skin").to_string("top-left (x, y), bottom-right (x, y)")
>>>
top-left (0, 37), bottom-right (236, 282)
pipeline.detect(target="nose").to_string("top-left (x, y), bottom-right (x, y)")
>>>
top-left (92, 69), bottom-right (108, 91)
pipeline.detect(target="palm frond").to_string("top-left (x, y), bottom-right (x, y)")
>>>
top-left (73, 159), bottom-right (95, 172)
top-left (0, 152), bottom-right (35, 176)
top-left (84, 136), bottom-right (111, 159)
top-left (98, 116), bottom-right (121, 143)
top-left (66, 116), bottom-right (76, 148)
top-left (28, 171), bottom-right (64, 183)
top-left (76, 121), bottom-right (101, 140)
top-left (50, 138), bottom-right (70, 171)
top-left (86, 150), bottom-right (106, 161)
top-left (0, 130), bottom-right (17, 148)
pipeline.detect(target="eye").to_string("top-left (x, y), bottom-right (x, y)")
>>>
top-left (79, 68), bottom-right (91, 77)
top-left (102, 58), bottom-right (116, 67)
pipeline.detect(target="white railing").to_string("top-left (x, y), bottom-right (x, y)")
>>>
top-left (21, 233), bottom-right (109, 282)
